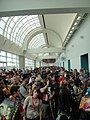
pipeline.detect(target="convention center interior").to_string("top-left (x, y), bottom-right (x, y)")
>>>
top-left (0, 0), bottom-right (90, 120)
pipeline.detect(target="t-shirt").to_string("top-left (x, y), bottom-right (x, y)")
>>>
top-left (58, 76), bottom-right (65, 85)
top-left (24, 96), bottom-right (40, 119)
top-left (38, 81), bottom-right (49, 104)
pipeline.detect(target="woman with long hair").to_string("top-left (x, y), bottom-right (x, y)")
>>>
top-left (23, 88), bottom-right (41, 120)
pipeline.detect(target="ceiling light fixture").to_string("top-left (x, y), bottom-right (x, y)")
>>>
top-left (77, 16), bottom-right (81, 20)
top-left (66, 38), bottom-right (68, 41)
top-left (74, 22), bottom-right (77, 26)
top-left (67, 36), bottom-right (69, 39)
top-left (68, 33), bottom-right (71, 36)
top-left (70, 31), bottom-right (73, 33)
top-left (63, 13), bottom-right (88, 47)
top-left (72, 27), bottom-right (75, 30)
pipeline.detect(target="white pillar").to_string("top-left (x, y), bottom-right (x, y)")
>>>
top-left (39, 61), bottom-right (41, 67)
top-left (34, 60), bottom-right (36, 69)
top-left (19, 55), bottom-right (25, 69)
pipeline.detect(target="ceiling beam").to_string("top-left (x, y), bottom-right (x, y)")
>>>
top-left (0, 0), bottom-right (90, 17)
top-left (42, 14), bottom-right (49, 46)
top-left (38, 55), bottom-right (58, 60)
top-left (27, 47), bottom-right (64, 54)
top-left (23, 27), bottom-right (62, 51)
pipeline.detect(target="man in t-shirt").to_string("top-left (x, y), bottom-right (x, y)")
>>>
top-left (38, 71), bottom-right (53, 120)
top-left (20, 74), bottom-right (29, 103)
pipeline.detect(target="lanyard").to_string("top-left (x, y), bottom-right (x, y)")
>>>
top-left (32, 97), bottom-right (38, 110)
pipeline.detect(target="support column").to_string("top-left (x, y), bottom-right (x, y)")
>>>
top-left (34, 60), bottom-right (36, 69)
top-left (39, 61), bottom-right (41, 67)
top-left (19, 55), bottom-right (25, 69)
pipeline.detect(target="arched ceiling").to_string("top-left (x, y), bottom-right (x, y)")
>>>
top-left (0, 15), bottom-right (41, 46)
top-left (0, 13), bottom-right (87, 61)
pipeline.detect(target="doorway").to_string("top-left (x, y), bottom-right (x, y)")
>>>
top-left (63, 61), bottom-right (64, 68)
top-left (68, 59), bottom-right (70, 71)
top-left (80, 53), bottom-right (89, 72)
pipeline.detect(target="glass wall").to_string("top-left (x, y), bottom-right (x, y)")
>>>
top-left (25, 58), bottom-right (34, 69)
top-left (0, 50), bottom-right (19, 70)
top-left (36, 61), bottom-right (39, 68)
top-left (0, 50), bottom-right (6, 68)
top-left (7, 53), bottom-right (19, 69)
top-left (0, 15), bottom-right (41, 47)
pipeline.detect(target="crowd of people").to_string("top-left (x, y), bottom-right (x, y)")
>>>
top-left (0, 66), bottom-right (90, 120)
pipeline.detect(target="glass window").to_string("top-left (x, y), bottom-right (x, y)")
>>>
top-left (13, 37), bottom-right (16, 42)
top-left (13, 16), bottom-right (19, 22)
top-left (0, 56), bottom-right (6, 62)
top-left (0, 15), bottom-right (41, 47)
top-left (18, 21), bottom-right (23, 28)
top-left (36, 61), bottom-right (39, 67)
top-left (28, 33), bottom-right (45, 49)
top-left (0, 50), bottom-right (19, 68)
top-left (14, 32), bottom-right (17, 38)
top-left (23, 27), bottom-right (32, 35)
top-left (12, 54), bottom-right (16, 59)
top-left (22, 18), bottom-right (27, 23)
top-left (7, 62), bottom-right (12, 67)
top-left (30, 21), bottom-right (35, 25)
top-left (13, 59), bottom-right (16, 62)
top-left (0, 51), bottom-right (6, 56)
top-left (7, 33), bottom-right (10, 39)
top-left (2, 17), bottom-right (9, 22)
top-left (27, 16), bottom-right (32, 20)
top-left (0, 19), bottom-right (5, 29)
top-left (6, 17), bottom-right (13, 26)
top-left (0, 28), bottom-right (3, 35)
top-left (12, 62), bottom-right (16, 67)
top-left (7, 53), bottom-right (12, 57)
top-left (0, 63), bottom-right (3, 67)
top-left (11, 34), bottom-right (13, 41)
top-left (4, 31), bottom-right (7, 37)
top-left (8, 27), bottom-right (12, 34)
top-left (4, 26), bottom-right (8, 32)
top-left (25, 58), bottom-right (34, 69)
top-left (4, 63), bottom-right (6, 67)
top-left (15, 27), bottom-right (19, 33)
top-left (10, 21), bottom-right (15, 28)
top-left (7, 57), bottom-right (12, 62)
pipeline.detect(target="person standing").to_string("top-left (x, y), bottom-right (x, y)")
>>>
top-left (23, 88), bottom-right (41, 120)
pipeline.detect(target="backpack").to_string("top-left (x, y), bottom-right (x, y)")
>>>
top-left (79, 92), bottom-right (90, 112)
top-left (0, 97), bottom-right (18, 120)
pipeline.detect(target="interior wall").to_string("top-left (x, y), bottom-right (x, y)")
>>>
top-left (0, 35), bottom-right (23, 56)
top-left (0, 35), bottom-right (36, 60)
top-left (63, 14), bottom-right (90, 71)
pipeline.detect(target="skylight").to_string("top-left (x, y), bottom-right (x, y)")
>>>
top-left (28, 33), bottom-right (46, 49)
top-left (0, 15), bottom-right (41, 47)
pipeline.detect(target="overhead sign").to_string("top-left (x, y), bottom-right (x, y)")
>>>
top-left (42, 59), bottom-right (56, 63)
